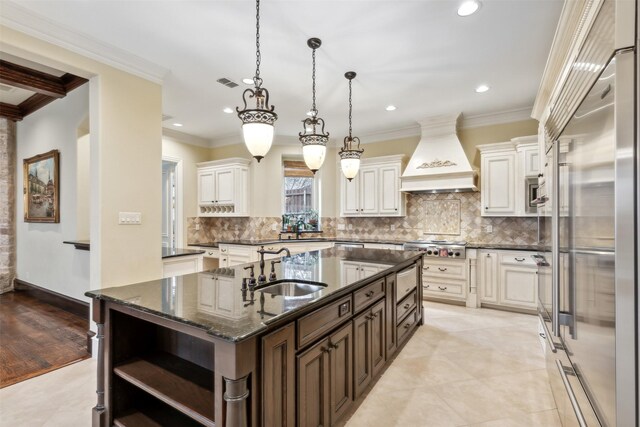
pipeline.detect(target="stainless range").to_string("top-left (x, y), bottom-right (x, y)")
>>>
top-left (403, 240), bottom-right (466, 259)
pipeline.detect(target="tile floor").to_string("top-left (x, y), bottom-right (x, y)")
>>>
top-left (0, 302), bottom-right (560, 427)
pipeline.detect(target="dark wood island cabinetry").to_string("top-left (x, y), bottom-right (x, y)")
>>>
top-left (87, 247), bottom-right (423, 427)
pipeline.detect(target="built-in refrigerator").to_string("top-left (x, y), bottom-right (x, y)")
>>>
top-left (535, 0), bottom-right (637, 425)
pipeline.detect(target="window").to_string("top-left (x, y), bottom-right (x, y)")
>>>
top-left (282, 160), bottom-right (319, 232)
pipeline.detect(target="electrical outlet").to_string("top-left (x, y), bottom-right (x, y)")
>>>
top-left (390, 224), bottom-right (396, 231)
top-left (119, 212), bottom-right (142, 225)
top-left (486, 225), bottom-right (493, 233)
top-left (195, 223), bottom-right (200, 231)
top-left (348, 224), bottom-right (353, 230)
top-left (271, 223), bottom-right (277, 231)
top-left (337, 224), bottom-right (345, 231)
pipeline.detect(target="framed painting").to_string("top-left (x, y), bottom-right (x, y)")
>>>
top-left (23, 150), bottom-right (60, 223)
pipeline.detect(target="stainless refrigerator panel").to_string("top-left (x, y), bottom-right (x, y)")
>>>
top-left (559, 56), bottom-right (617, 426)
top-left (612, 49), bottom-right (637, 427)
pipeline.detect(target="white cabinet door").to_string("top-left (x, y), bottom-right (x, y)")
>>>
top-left (378, 165), bottom-right (399, 215)
top-left (342, 175), bottom-right (360, 215)
top-left (479, 252), bottom-right (498, 303)
top-left (482, 153), bottom-right (516, 215)
top-left (360, 263), bottom-right (381, 280)
top-left (198, 169), bottom-right (216, 204)
top-left (214, 168), bottom-right (234, 204)
top-left (499, 264), bottom-right (537, 309)
top-left (342, 261), bottom-right (362, 285)
top-left (359, 167), bottom-right (378, 215)
top-left (524, 147), bottom-right (540, 177)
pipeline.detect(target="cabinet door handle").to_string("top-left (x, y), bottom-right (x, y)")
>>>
top-left (404, 323), bottom-right (411, 329)
top-left (425, 266), bottom-right (430, 270)
top-left (486, 253), bottom-right (492, 258)
top-left (515, 257), bottom-right (525, 262)
top-left (371, 312), bottom-right (378, 318)
top-left (485, 207), bottom-right (488, 210)
top-left (438, 286), bottom-right (447, 291)
top-left (425, 285), bottom-right (430, 289)
top-left (330, 342), bottom-right (340, 350)
top-left (403, 303), bottom-right (411, 309)
top-left (438, 267), bottom-right (447, 272)
top-left (365, 291), bottom-right (375, 298)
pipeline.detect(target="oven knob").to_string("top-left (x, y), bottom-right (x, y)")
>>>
top-left (455, 252), bottom-right (461, 257)
top-left (426, 250), bottom-right (432, 255)
top-left (448, 251), bottom-right (453, 256)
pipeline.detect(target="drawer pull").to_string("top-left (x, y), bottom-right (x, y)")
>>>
top-left (438, 267), bottom-right (447, 272)
top-left (425, 266), bottom-right (430, 270)
top-left (371, 312), bottom-right (378, 318)
top-left (330, 342), bottom-right (340, 350)
top-left (221, 249), bottom-right (227, 253)
top-left (208, 251), bottom-right (214, 255)
top-left (424, 285), bottom-right (430, 289)
top-left (438, 286), bottom-right (447, 291)
top-left (365, 291), bottom-right (375, 298)
top-left (404, 323), bottom-right (411, 329)
top-left (403, 303), bottom-right (411, 309)
top-left (515, 257), bottom-right (525, 262)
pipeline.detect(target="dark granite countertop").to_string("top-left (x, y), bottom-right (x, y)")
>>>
top-left (467, 243), bottom-right (540, 251)
top-left (161, 247), bottom-right (205, 259)
top-left (86, 247), bottom-right (421, 342)
top-left (190, 238), bottom-right (407, 247)
top-left (63, 240), bottom-right (91, 251)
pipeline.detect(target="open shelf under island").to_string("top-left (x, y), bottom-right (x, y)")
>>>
top-left (86, 247), bottom-right (424, 427)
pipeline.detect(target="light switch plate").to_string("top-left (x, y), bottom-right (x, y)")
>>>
top-left (119, 212), bottom-right (142, 225)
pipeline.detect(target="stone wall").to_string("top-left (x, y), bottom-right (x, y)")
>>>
top-left (0, 118), bottom-right (17, 294)
top-left (187, 192), bottom-right (537, 246)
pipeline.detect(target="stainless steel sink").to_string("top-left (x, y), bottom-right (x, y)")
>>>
top-left (259, 282), bottom-right (326, 297)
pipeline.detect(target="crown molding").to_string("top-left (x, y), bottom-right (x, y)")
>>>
top-left (0, 1), bottom-right (168, 84)
top-left (461, 106), bottom-right (534, 129)
top-left (162, 128), bottom-right (212, 148)
top-left (358, 124), bottom-right (421, 144)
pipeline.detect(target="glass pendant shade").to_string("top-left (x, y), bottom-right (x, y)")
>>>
top-left (340, 150), bottom-right (362, 181)
top-left (303, 143), bottom-right (327, 173)
top-left (242, 122), bottom-right (274, 161)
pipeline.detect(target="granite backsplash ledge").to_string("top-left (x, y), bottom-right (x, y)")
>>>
top-left (187, 192), bottom-right (537, 246)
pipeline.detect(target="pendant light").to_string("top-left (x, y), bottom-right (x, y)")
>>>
top-left (299, 38), bottom-right (329, 173)
top-left (339, 71), bottom-right (364, 181)
top-left (236, 0), bottom-right (277, 162)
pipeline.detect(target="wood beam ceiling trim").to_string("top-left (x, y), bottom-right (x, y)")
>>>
top-left (0, 103), bottom-right (23, 121)
top-left (0, 60), bottom-right (67, 98)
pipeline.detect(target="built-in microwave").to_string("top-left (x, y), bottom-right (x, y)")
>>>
top-left (526, 178), bottom-right (539, 214)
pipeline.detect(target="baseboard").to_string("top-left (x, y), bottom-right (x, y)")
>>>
top-left (13, 278), bottom-right (89, 319)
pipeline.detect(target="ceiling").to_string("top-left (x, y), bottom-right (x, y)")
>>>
top-left (7, 0), bottom-right (563, 143)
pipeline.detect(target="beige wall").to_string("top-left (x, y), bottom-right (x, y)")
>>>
top-left (2, 25), bottom-right (163, 288)
top-left (76, 133), bottom-right (90, 240)
top-left (162, 133), bottom-right (212, 247)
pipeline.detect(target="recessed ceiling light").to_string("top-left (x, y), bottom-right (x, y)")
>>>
top-left (223, 107), bottom-right (234, 114)
top-left (475, 84), bottom-right (490, 93)
top-left (242, 78), bottom-right (254, 85)
top-left (457, 0), bottom-right (481, 17)
top-left (385, 105), bottom-right (397, 111)
top-left (173, 123), bottom-right (183, 127)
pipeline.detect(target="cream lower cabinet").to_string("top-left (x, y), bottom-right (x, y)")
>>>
top-left (218, 244), bottom-right (256, 267)
top-left (422, 258), bottom-right (468, 302)
top-left (162, 254), bottom-right (204, 278)
top-left (479, 250), bottom-right (538, 310)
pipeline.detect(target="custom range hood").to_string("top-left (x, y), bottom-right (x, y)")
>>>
top-left (400, 113), bottom-right (478, 192)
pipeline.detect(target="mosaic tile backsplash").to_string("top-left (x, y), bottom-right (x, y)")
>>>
top-left (187, 192), bottom-right (537, 246)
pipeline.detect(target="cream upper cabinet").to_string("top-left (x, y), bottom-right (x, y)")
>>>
top-left (359, 166), bottom-right (379, 215)
top-left (378, 164), bottom-right (400, 215)
top-left (478, 138), bottom-right (539, 217)
top-left (339, 155), bottom-right (405, 217)
top-left (481, 151), bottom-right (516, 215)
top-left (198, 169), bottom-right (216, 205)
top-left (196, 158), bottom-right (250, 217)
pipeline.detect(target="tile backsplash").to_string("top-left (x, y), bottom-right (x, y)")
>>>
top-left (187, 192), bottom-right (537, 245)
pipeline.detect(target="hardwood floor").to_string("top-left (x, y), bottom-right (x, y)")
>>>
top-left (0, 290), bottom-right (90, 388)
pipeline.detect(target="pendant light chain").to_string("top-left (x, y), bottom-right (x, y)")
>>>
top-left (254, 0), bottom-right (262, 87)
top-left (348, 77), bottom-right (353, 138)
top-left (311, 47), bottom-right (317, 115)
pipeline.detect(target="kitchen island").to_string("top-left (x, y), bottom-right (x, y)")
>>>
top-left (86, 247), bottom-right (423, 427)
